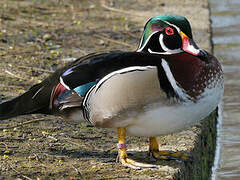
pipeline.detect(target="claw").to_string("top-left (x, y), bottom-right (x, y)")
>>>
top-left (149, 137), bottom-right (191, 162)
top-left (149, 150), bottom-right (190, 161)
top-left (116, 155), bottom-right (157, 169)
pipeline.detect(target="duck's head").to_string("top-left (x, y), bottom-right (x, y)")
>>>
top-left (137, 14), bottom-right (206, 58)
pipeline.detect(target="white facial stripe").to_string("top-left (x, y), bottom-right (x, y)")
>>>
top-left (148, 48), bottom-right (182, 55)
top-left (137, 33), bottom-right (144, 50)
top-left (138, 32), bottom-right (183, 55)
top-left (161, 59), bottom-right (191, 102)
top-left (158, 34), bottom-right (182, 54)
top-left (146, 33), bottom-right (182, 55)
top-left (159, 34), bottom-right (169, 52)
top-left (163, 20), bottom-right (181, 33)
top-left (137, 31), bottom-right (159, 52)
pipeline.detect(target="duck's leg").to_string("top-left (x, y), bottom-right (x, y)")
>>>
top-left (149, 137), bottom-right (188, 161)
top-left (116, 127), bottom-right (157, 169)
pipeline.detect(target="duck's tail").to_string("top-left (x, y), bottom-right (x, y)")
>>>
top-left (0, 83), bottom-right (52, 120)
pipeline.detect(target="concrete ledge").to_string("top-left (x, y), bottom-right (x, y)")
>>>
top-left (177, 111), bottom-right (217, 179)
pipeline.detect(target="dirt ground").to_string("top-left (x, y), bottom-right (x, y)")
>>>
top-left (0, 0), bottom-right (212, 179)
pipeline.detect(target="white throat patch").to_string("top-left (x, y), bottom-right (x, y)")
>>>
top-left (137, 30), bottom-right (183, 55)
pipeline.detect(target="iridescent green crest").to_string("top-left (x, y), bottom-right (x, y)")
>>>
top-left (138, 14), bottom-right (193, 49)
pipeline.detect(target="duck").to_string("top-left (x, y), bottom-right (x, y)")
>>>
top-left (0, 14), bottom-right (224, 169)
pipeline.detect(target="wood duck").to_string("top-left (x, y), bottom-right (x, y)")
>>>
top-left (0, 14), bottom-right (224, 169)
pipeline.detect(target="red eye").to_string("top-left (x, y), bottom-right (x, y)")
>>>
top-left (165, 27), bottom-right (174, 35)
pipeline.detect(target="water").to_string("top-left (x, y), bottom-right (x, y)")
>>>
top-left (210, 0), bottom-right (240, 179)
